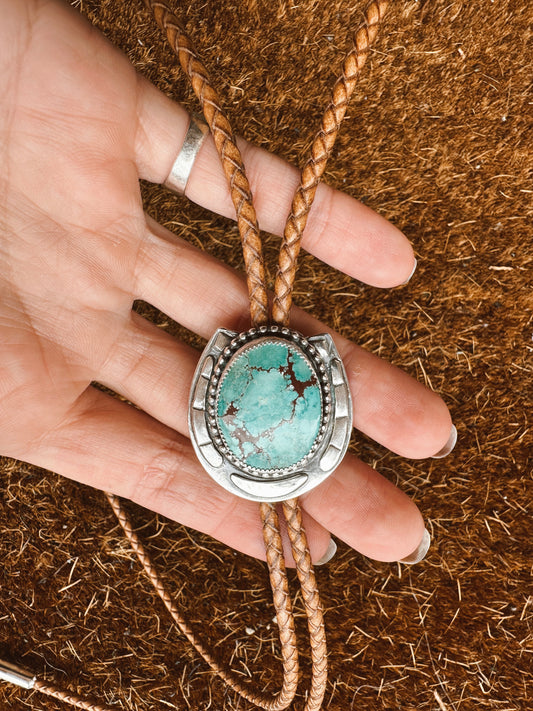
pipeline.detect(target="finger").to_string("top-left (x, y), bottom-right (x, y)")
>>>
top-left (134, 77), bottom-right (415, 287)
top-left (302, 456), bottom-right (425, 563)
top-left (132, 218), bottom-right (452, 459)
top-left (27, 384), bottom-right (332, 565)
top-left (98, 309), bottom-right (193, 435)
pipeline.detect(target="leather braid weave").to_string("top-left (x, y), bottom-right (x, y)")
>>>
top-left (0, 4), bottom-right (390, 710)
top-left (33, 680), bottom-right (113, 711)
top-left (107, 492), bottom-right (298, 710)
top-left (145, 0), bottom-right (269, 327)
top-left (282, 499), bottom-right (327, 711)
top-left (272, 0), bottom-right (390, 325)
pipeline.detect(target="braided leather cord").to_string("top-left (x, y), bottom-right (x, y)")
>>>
top-left (145, 0), bottom-right (269, 327)
top-left (33, 679), bottom-right (113, 711)
top-left (0, 5), bottom-right (390, 710)
top-left (107, 492), bottom-right (298, 710)
top-left (282, 499), bottom-right (327, 711)
top-left (105, 2), bottom-right (388, 710)
top-left (272, 0), bottom-right (390, 325)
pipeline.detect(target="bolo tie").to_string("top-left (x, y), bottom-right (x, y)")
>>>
top-left (0, 1), bottom-right (389, 708)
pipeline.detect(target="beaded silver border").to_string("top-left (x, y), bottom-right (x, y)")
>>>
top-left (206, 327), bottom-right (331, 477)
top-left (188, 326), bottom-right (353, 503)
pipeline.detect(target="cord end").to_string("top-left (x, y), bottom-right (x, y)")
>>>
top-left (0, 660), bottom-right (36, 689)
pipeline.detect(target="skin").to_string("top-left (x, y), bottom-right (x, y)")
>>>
top-left (0, 0), bottom-right (452, 565)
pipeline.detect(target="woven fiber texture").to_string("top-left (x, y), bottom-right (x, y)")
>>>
top-left (0, 1), bottom-right (531, 710)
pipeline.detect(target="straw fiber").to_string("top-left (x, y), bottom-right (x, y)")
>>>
top-left (0, 1), bottom-right (531, 709)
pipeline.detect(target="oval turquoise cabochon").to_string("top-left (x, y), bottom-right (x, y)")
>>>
top-left (216, 339), bottom-right (323, 471)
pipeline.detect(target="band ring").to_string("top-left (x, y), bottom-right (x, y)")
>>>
top-left (163, 115), bottom-right (209, 195)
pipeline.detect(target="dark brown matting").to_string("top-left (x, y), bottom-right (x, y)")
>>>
top-left (1, 1), bottom-right (531, 709)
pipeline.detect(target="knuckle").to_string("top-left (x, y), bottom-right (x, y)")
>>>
top-left (129, 437), bottom-right (187, 507)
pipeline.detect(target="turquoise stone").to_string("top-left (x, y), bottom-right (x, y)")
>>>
top-left (216, 339), bottom-right (322, 470)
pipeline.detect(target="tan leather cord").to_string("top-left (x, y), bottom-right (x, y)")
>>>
top-left (24, 502), bottom-right (325, 711)
top-left (32, 679), bottom-right (114, 711)
top-left (106, 492), bottom-right (299, 711)
top-left (272, 0), bottom-right (390, 325)
top-left (282, 499), bottom-right (327, 711)
top-left (126, 1), bottom-right (387, 709)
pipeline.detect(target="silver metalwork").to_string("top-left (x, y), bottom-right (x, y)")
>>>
top-left (163, 115), bottom-right (209, 195)
top-left (0, 660), bottom-right (36, 689)
top-left (189, 326), bottom-right (352, 502)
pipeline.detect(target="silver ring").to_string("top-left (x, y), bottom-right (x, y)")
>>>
top-left (163, 115), bottom-right (209, 195)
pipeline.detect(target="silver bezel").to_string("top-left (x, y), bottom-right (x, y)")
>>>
top-left (207, 328), bottom-right (331, 476)
top-left (188, 326), bottom-right (353, 503)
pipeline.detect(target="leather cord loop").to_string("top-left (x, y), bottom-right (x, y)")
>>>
top-left (106, 493), bottom-right (297, 710)
top-left (32, 679), bottom-right (114, 711)
top-left (108, 2), bottom-right (389, 709)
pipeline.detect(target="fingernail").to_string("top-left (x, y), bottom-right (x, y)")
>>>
top-left (315, 539), bottom-right (337, 566)
top-left (400, 258), bottom-right (417, 285)
top-left (400, 528), bottom-right (431, 565)
top-left (432, 424), bottom-right (458, 459)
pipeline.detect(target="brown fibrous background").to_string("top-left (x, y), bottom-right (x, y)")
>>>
top-left (1, 1), bottom-right (531, 709)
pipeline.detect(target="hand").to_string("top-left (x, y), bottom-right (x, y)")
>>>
top-left (0, 0), bottom-right (453, 565)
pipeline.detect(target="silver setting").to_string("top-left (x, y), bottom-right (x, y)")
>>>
top-left (206, 331), bottom-right (330, 477)
top-left (189, 327), bottom-right (353, 502)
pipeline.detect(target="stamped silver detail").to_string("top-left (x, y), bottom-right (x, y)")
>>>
top-left (333, 384), bottom-right (350, 418)
top-left (329, 418), bottom-right (350, 450)
top-left (192, 376), bottom-right (209, 410)
top-left (191, 409), bottom-right (211, 446)
top-left (319, 445), bottom-right (342, 472)
top-left (200, 443), bottom-right (224, 468)
top-left (230, 473), bottom-right (308, 499)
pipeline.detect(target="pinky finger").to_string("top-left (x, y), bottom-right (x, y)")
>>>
top-left (26, 385), bottom-right (332, 564)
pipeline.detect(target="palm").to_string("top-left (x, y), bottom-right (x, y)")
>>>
top-left (1, 3), bottom-right (143, 447)
top-left (0, 0), bottom-right (453, 564)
